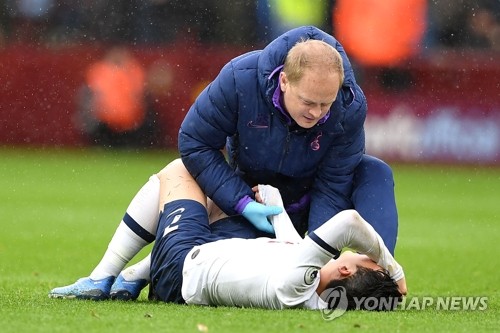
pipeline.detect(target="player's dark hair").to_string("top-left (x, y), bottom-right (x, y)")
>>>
top-left (324, 266), bottom-right (403, 311)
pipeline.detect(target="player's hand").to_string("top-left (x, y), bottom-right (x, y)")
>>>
top-left (241, 201), bottom-right (282, 234)
top-left (396, 277), bottom-right (407, 296)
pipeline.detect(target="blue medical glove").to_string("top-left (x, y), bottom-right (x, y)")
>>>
top-left (241, 201), bottom-right (282, 234)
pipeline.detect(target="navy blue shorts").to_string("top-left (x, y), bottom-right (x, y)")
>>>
top-left (149, 199), bottom-right (271, 303)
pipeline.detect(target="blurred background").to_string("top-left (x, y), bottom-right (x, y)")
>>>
top-left (0, 0), bottom-right (499, 164)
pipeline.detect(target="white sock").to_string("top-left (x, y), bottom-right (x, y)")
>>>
top-left (120, 254), bottom-right (151, 281)
top-left (89, 175), bottom-right (160, 280)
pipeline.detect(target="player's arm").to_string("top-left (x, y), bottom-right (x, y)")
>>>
top-left (273, 209), bottom-right (405, 307)
top-left (306, 210), bottom-right (406, 293)
top-left (257, 184), bottom-right (302, 243)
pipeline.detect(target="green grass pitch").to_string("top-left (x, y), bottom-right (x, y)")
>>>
top-left (0, 147), bottom-right (499, 332)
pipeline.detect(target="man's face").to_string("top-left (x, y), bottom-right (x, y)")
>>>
top-left (280, 69), bottom-right (340, 128)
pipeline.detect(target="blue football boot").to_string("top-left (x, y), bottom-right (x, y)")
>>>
top-left (48, 276), bottom-right (115, 301)
top-left (110, 273), bottom-right (148, 301)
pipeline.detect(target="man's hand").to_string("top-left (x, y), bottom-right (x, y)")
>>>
top-left (242, 201), bottom-right (282, 234)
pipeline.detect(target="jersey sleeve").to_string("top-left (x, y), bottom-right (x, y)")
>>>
top-left (272, 209), bottom-right (404, 308)
top-left (258, 184), bottom-right (302, 243)
top-left (307, 209), bottom-right (404, 281)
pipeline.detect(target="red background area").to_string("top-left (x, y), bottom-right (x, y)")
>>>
top-left (361, 50), bottom-right (499, 117)
top-left (0, 43), bottom-right (243, 148)
top-left (0, 44), bottom-right (498, 150)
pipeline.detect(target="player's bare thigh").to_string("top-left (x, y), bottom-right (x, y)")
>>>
top-left (156, 158), bottom-right (228, 222)
top-left (156, 159), bottom-right (207, 209)
top-left (207, 198), bottom-right (228, 223)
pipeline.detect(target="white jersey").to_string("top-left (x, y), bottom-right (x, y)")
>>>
top-left (181, 185), bottom-right (403, 310)
top-left (182, 237), bottom-right (328, 309)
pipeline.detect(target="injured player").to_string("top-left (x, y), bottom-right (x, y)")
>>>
top-left (49, 158), bottom-right (406, 309)
top-left (148, 159), bottom-right (406, 310)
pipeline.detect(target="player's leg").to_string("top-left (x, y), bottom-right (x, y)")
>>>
top-left (90, 174), bottom-right (159, 276)
top-left (110, 161), bottom-right (270, 301)
top-left (110, 253), bottom-right (152, 300)
top-left (112, 159), bottom-right (210, 301)
top-left (109, 158), bottom-right (210, 300)
top-left (149, 158), bottom-right (221, 302)
top-left (48, 172), bottom-right (161, 300)
top-left (351, 154), bottom-right (398, 255)
top-left (158, 158), bottom-right (208, 204)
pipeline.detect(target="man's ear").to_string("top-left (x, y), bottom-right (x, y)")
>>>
top-left (279, 72), bottom-right (288, 92)
top-left (338, 265), bottom-right (353, 277)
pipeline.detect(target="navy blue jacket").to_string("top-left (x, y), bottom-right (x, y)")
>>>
top-left (179, 26), bottom-right (367, 232)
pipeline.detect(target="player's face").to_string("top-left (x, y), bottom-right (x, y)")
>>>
top-left (280, 69), bottom-right (340, 129)
top-left (322, 251), bottom-right (383, 281)
top-left (338, 251), bottom-right (382, 273)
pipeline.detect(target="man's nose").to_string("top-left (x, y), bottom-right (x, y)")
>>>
top-left (309, 106), bottom-right (322, 118)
